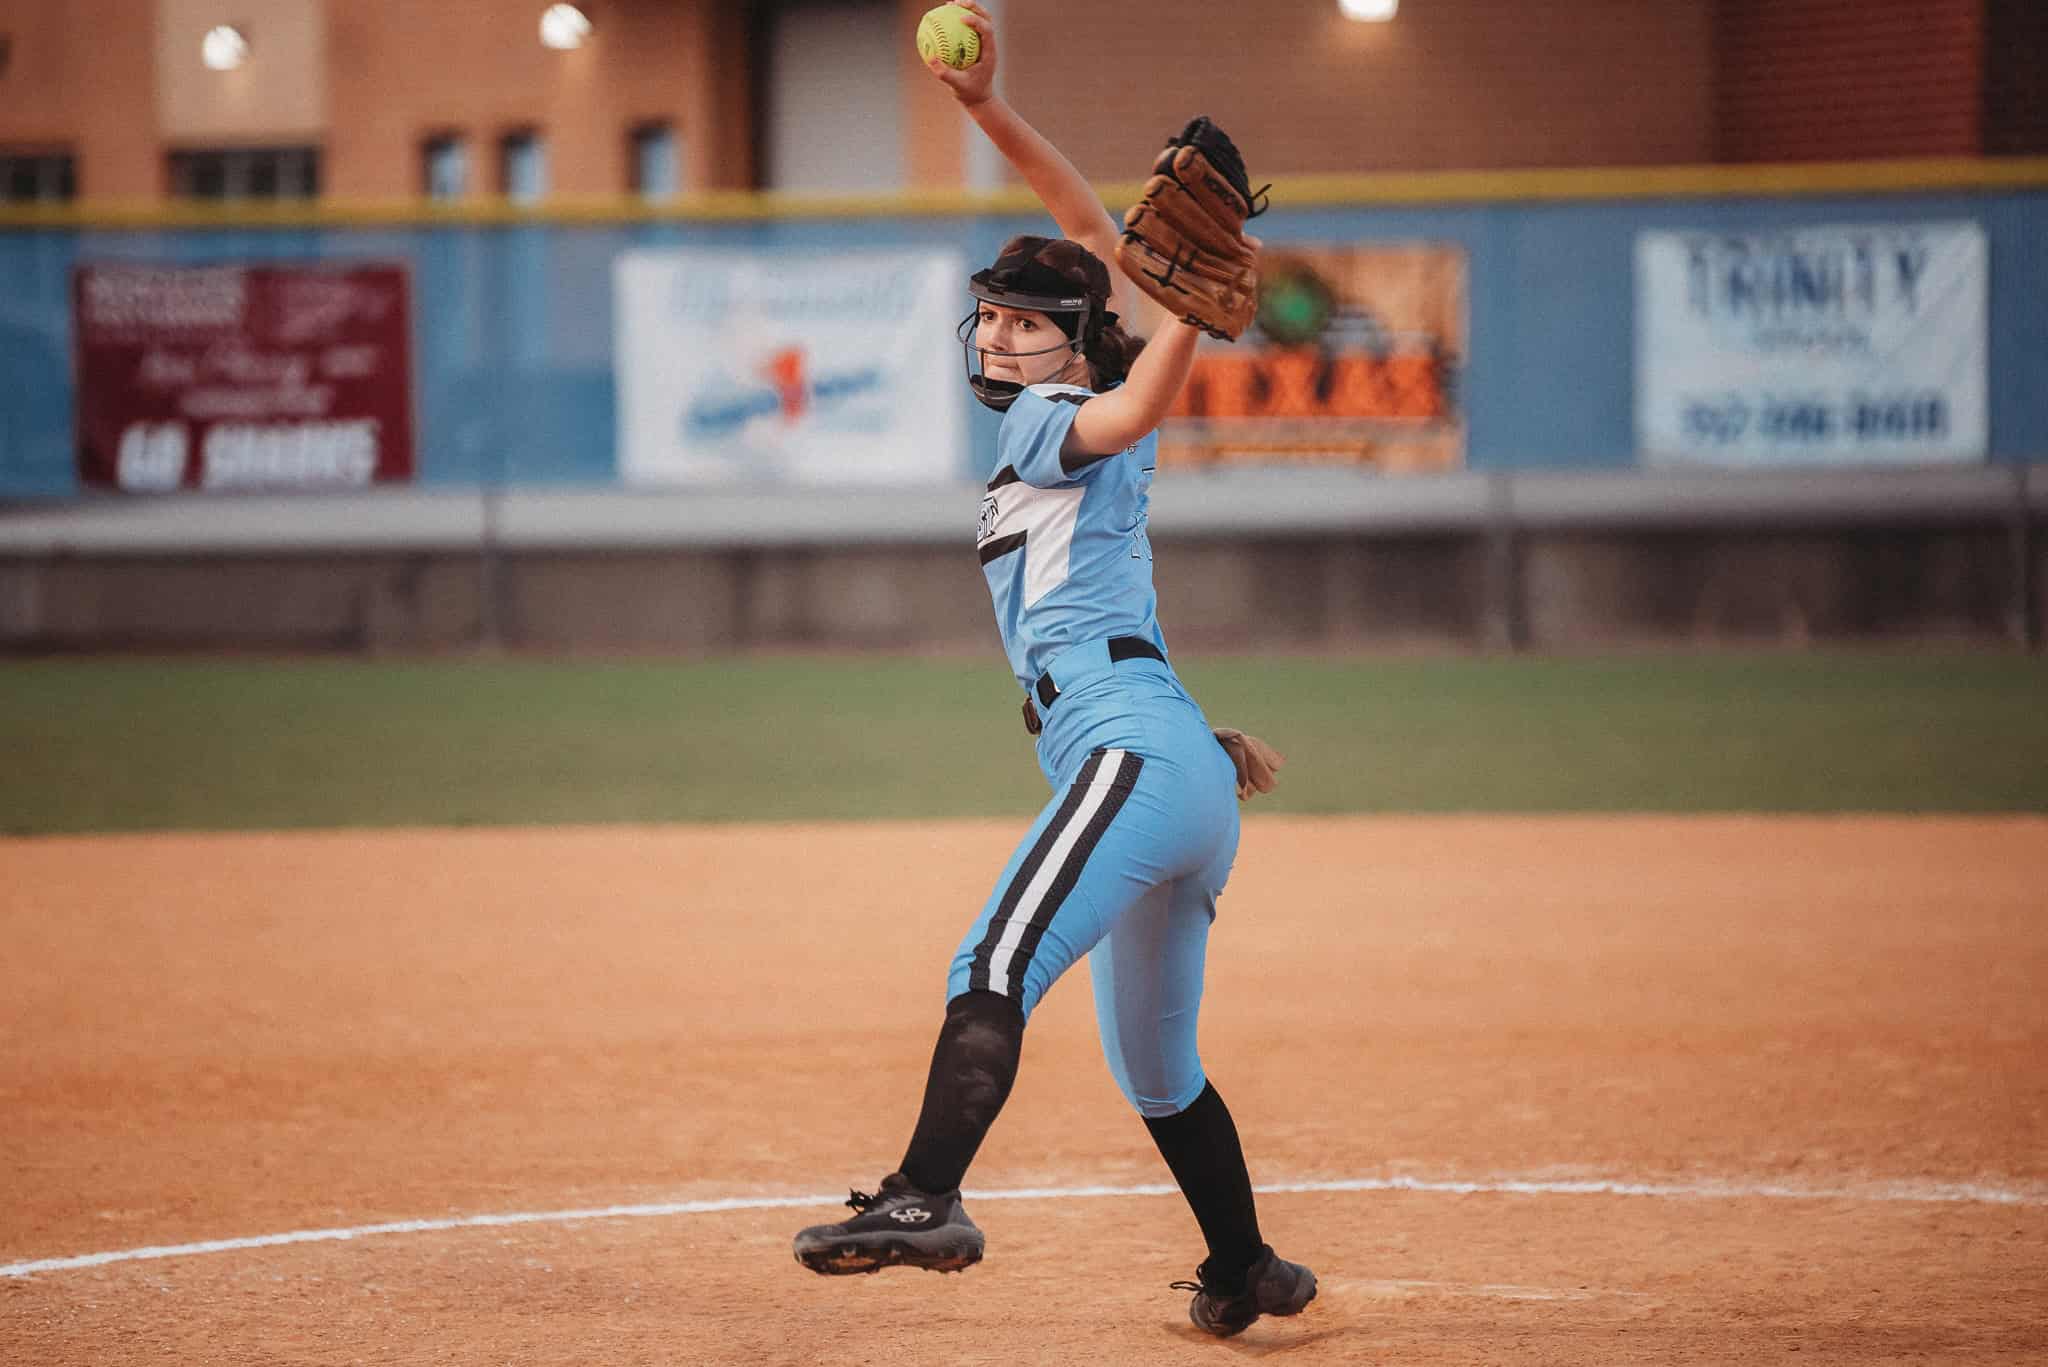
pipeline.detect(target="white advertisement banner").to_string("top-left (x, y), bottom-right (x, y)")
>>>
top-left (1636, 221), bottom-right (1986, 466)
top-left (614, 248), bottom-right (967, 485)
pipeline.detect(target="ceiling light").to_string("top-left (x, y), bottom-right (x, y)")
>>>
top-left (1339, 0), bottom-right (1398, 20)
top-left (539, 4), bottom-right (592, 50)
top-left (201, 24), bottom-right (249, 70)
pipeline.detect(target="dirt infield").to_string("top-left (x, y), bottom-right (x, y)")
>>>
top-left (3, 816), bottom-right (2044, 1364)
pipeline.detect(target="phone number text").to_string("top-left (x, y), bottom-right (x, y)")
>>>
top-left (1679, 394), bottom-right (1950, 445)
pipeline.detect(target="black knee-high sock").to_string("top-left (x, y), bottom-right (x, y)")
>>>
top-left (897, 990), bottom-right (1024, 1195)
top-left (1143, 1081), bottom-right (1264, 1292)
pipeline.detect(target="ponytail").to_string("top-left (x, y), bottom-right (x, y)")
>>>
top-left (1083, 312), bottom-right (1147, 387)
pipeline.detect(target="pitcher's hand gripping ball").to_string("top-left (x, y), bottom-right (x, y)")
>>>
top-left (1117, 116), bottom-right (1269, 340)
top-left (917, 5), bottom-right (982, 69)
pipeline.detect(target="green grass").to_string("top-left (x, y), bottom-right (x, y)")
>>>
top-left (3, 651), bottom-right (2046, 834)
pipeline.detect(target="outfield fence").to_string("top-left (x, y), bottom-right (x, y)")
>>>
top-left (4, 164), bottom-right (2044, 651)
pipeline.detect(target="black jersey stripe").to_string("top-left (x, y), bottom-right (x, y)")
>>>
top-left (977, 531), bottom-right (1026, 565)
top-left (967, 750), bottom-right (1106, 996)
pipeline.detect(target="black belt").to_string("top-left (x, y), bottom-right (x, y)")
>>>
top-left (1022, 637), bottom-right (1165, 734)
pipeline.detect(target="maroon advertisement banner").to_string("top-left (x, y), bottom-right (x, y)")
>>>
top-left (73, 262), bottom-right (415, 492)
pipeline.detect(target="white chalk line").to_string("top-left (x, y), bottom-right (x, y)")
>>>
top-left (3, 1172), bottom-right (2040, 1280)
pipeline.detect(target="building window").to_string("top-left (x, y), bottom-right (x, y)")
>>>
top-left (630, 122), bottom-right (681, 198)
top-left (167, 146), bottom-right (320, 200)
top-left (423, 134), bottom-right (469, 199)
top-left (500, 129), bottom-right (546, 202)
top-left (0, 149), bottom-right (76, 202)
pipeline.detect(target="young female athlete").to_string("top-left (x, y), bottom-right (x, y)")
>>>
top-left (793, 2), bottom-right (1314, 1338)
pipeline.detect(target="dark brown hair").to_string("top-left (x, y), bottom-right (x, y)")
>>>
top-left (1081, 314), bottom-right (1145, 388)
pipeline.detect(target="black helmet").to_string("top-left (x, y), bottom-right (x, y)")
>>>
top-left (958, 236), bottom-right (1110, 411)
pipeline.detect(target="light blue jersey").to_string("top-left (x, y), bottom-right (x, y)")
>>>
top-left (974, 382), bottom-right (1163, 693)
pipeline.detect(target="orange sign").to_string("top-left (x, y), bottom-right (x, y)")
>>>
top-left (1160, 243), bottom-right (1465, 473)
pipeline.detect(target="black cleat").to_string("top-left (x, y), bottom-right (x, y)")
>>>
top-left (1172, 1244), bottom-right (1317, 1337)
top-left (792, 1172), bottom-right (985, 1276)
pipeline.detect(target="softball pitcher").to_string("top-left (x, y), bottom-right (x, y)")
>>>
top-left (794, 3), bottom-right (1314, 1338)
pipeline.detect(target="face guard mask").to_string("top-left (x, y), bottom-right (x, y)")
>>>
top-left (958, 269), bottom-right (1095, 412)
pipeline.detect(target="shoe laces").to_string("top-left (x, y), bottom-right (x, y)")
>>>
top-left (1171, 1274), bottom-right (1247, 1299)
top-left (845, 1176), bottom-right (922, 1215)
top-left (1171, 1256), bottom-right (1252, 1300)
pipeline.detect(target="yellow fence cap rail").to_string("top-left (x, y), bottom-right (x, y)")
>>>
top-left (3, 158), bottom-right (2045, 230)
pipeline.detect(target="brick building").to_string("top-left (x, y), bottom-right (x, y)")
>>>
top-left (0, 0), bottom-right (2039, 203)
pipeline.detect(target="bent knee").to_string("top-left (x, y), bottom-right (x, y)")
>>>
top-left (1114, 1067), bottom-right (1209, 1120)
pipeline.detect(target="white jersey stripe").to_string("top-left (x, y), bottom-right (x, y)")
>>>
top-left (986, 749), bottom-right (1134, 996)
top-left (1019, 484), bottom-right (1083, 607)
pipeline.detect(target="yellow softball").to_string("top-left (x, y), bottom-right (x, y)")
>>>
top-left (916, 5), bottom-right (981, 69)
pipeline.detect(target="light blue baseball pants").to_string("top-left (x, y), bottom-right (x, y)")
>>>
top-left (946, 644), bottom-right (1240, 1118)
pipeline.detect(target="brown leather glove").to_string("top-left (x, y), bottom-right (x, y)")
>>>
top-left (1213, 727), bottom-right (1284, 800)
top-left (1115, 116), bottom-right (1267, 340)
